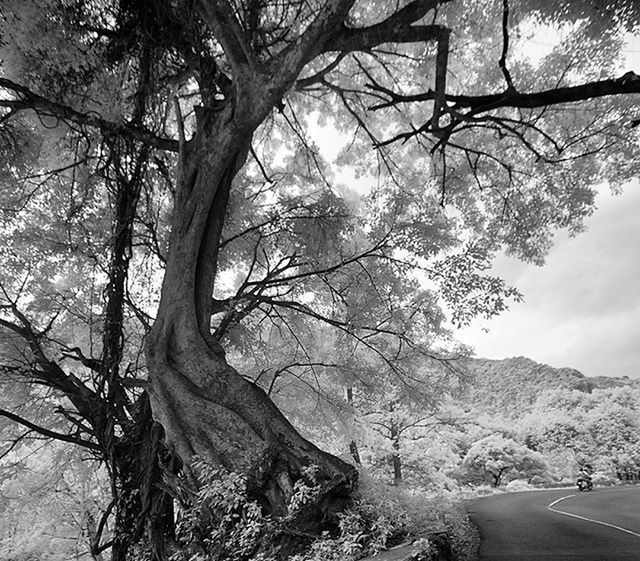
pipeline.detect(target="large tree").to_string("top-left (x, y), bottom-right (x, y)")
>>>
top-left (1, 0), bottom-right (639, 558)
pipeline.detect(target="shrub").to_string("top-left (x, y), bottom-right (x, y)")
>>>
top-left (292, 474), bottom-right (477, 561)
top-left (591, 471), bottom-right (618, 486)
top-left (169, 458), bottom-right (274, 561)
top-left (505, 479), bottom-right (532, 492)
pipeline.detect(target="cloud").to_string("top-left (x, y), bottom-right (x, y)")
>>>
top-left (457, 182), bottom-right (640, 378)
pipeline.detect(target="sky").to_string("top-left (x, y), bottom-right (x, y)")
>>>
top-left (454, 33), bottom-right (640, 379)
top-left (456, 183), bottom-right (640, 378)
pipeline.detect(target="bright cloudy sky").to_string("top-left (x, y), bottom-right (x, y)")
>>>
top-left (456, 183), bottom-right (640, 378)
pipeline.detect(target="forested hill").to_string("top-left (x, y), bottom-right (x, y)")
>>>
top-left (459, 356), bottom-right (640, 416)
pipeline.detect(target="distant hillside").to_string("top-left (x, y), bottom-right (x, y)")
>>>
top-left (458, 356), bottom-right (639, 416)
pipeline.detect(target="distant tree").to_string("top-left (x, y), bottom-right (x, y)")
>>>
top-left (462, 435), bottom-right (547, 487)
top-left (1, 0), bottom-right (639, 557)
top-left (522, 412), bottom-right (589, 453)
top-left (516, 449), bottom-right (549, 484)
top-left (522, 387), bottom-right (640, 481)
top-left (611, 445), bottom-right (640, 481)
top-left (585, 398), bottom-right (640, 479)
top-left (353, 371), bottom-right (456, 487)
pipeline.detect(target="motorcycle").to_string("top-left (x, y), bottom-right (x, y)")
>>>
top-left (577, 477), bottom-right (593, 491)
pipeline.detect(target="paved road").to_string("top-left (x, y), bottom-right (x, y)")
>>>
top-left (468, 486), bottom-right (640, 560)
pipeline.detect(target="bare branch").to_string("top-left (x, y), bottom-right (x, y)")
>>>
top-left (370, 72), bottom-right (640, 148)
top-left (61, 347), bottom-right (102, 373)
top-left (296, 53), bottom-right (348, 89)
top-left (432, 27), bottom-right (450, 129)
top-left (499, 0), bottom-right (515, 91)
top-left (370, 72), bottom-right (640, 113)
top-left (244, 237), bottom-right (390, 288)
top-left (0, 429), bottom-right (32, 461)
top-left (0, 303), bottom-right (98, 422)
top-left (0, 408), bottom-right (100, 451)
top-left (0, 78), bottom-right (178, 152)
top-left (329, 23), bottom-right (450, 56)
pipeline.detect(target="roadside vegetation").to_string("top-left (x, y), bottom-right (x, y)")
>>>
top-left (3, 355), bottom-right (639, 560)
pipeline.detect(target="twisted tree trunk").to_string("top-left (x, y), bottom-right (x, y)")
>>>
top-left (145, 107), bottom-right (357, 529)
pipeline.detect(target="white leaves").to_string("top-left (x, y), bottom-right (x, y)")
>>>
top-left (462, 434), bottom-right (548, 485)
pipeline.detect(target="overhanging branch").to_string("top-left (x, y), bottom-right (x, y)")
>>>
top-left (368, 72), bottom-right (640, 147)
top-left (0, 78), bottom-right (179, 152)
top-left (329, 23), bottom-right (450, 55)
top-left (369, 72), bottom-right (640, 113)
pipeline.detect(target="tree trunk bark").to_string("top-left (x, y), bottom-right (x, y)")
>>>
top-left (109, 393), bottom-right (178, 561)
top-left (390, 424), bottom-right (402, 486)
top-left (346, 387), bottom-right (362, 465)
top-left (145, 109), bottom-right (357, 530)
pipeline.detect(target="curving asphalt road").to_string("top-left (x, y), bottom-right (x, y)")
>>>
top-left (467, 485), bottom-right (640, 560)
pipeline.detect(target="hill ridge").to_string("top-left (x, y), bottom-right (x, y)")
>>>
top-left (460, 356), bottom-right (639, 416)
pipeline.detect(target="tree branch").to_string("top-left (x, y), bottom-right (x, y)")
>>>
top-left (0, 408), bottom-right (100, 451)
top-left (196, 0), bottom-right (258, 71)
top-left (61, 347), bottom-right (102, 373)
top-left (0, 429), bottom-right (32, 460)
top-left (0, 304), bottom-right (98, 423)
top-left (329, 23), bottom-right (450, 55)
top-left (368, 72), bottom-right (640, 147)
top-left (432, 26), bottom-right (450, 129)
top-left (296, 53), bottom-right (348, 90)
top-left (370, 72), bottom-right (640, 113)
top-left (499, 0), bottom-right (515, 91)
top-left (272, 0), bottom-right (357, 81)
top-left (0, 78), bottom-right (178, 152)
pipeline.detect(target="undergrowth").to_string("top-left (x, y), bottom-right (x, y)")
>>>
top-left (133, 458), bottom-right (478, 561)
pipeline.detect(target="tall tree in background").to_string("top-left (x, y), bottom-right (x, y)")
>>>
top-left (1, 0), bottom-right (639, 558)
